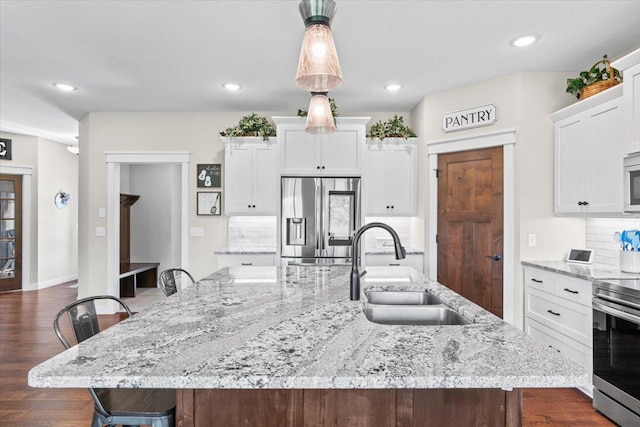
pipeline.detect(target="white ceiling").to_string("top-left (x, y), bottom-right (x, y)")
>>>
top-left (1, 0), bottom-right (639, 145)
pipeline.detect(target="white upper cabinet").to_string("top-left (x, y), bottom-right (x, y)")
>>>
top-left (551, 86), bottom-right (624, 215)
top-left (612, 48), bottom-right (640, 154)
top-left (273, 117), bottom-right (369, 176)
top-left (223, 138), bottom-right (278, 215)
top-left (364, 140), bottom-right (417, 216)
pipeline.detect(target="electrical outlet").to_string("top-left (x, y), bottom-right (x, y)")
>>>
top-left (190, 227), bottom-right (204, 237)
top-left (528, 233), bottom-right (537, 247)
top-left (96, 227), bottom-right (106, 237)
top-left (98, 208), bottom-right (106, 218)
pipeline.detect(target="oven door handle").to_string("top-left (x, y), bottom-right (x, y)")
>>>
top-left (593, 298), bottom-right (640, 325)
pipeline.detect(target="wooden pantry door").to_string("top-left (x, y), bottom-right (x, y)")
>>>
top-left (0, 174), bottom-right (22, 292)
top-left (437, 147), bottom-right (503, 317)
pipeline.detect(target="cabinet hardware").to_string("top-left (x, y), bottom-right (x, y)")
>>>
top-left (486, 254), bottom-right (502, 261)
top-left (391, 206), bottom-right (394, 209)
top-left (322, 166), bottom-right (325, 169)
top-left (317, 166), bottom-right (320, 169)
top-left (241, 263), bottom-right (253, 266)
top-left (252, 205), bottom-right (256, 208)
top-left (563, 288), bottom-right (579, 294)
top-left (547, 309), bottom-right (560, 316)
top-left (248, 205), bottom-right (251, 208)
top-left (531, 278), bottom-right (543, 283)
top-left (386, 206), bottom-right (389, 209)
top-left (389, 263), bottom-right (400, 266)
top-left (577, 201), bottom-right (590, 206)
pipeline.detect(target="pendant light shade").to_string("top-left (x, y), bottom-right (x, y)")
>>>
top-left (296, 23), bottom-right (343, 92)
top-left (296, 0), bottom-right (342, 92)
top-left (305, 93), bottom-right (336, 134)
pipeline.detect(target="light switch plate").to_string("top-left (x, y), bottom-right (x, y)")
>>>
top-left (96, 227), bottom-right (106, 237)
top-left (98, 208), bottom-right (106, 218)
top-left (190, 227), bottom-right (204, 237)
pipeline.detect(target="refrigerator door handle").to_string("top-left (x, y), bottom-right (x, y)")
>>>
top-left (315, 178), bottom-right (322, 254)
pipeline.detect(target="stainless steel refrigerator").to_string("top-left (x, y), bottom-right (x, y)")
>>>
top-left (281, 177), bottom-right (361, 264)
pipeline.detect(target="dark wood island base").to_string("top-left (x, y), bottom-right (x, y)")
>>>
top-left (177, 388), bottom-right (522, 426)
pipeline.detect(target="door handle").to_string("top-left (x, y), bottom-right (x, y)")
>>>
top-left (486, 254), bottom-right (502, 261)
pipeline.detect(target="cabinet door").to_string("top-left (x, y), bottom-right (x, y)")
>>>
top-left (323, 128), bottom-right (362, 175)
top-left (253, 143), bottom-right (279, 214)
top-left (387, 145), bottom-right (417, 215)
top-left (225, 144), bottom-right (254, 215)
top-left (364, 144), bottom-right (389, 215)
top-left (280, 129), bottom-right (320, 175)
top-left (554, 117), bottom-right (588, 213)
top-left (624, 62), bottom-right (640, 154)
top-left (586, 97), bottom-right (624, 213)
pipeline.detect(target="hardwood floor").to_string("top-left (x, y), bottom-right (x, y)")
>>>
top-left (0, 284), bottom-right (616, 426)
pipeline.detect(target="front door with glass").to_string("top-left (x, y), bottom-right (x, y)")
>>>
top-left (0, 175), bottom-right (22, 292)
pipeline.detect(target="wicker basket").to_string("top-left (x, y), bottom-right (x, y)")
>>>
top-left (579, 59), bottom-right (620, 100)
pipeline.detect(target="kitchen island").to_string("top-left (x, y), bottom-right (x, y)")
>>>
top-left (29, 266), bottom-right (588, 426)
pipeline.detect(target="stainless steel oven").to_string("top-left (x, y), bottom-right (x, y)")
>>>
top-left (592, 279), bottom-right (640, 426)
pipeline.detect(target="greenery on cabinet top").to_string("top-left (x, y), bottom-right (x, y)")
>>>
top-left (367, 115), bottom-right (417, 140)
top-left (219, 113), bottom-right (276, 141)
top-left (565, 54), bottom-right (622, 99)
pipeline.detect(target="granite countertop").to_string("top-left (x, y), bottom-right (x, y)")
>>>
top-left (365, 246), bottom-right (424, 255)
top-left (216, 247), bottom-right (277, 255)
top-left (29, 266), bottom-right (587, 390)
top-left (522, 260), bottom-right (640, 281)
top-left (215, 247), bottom-right (424, 255)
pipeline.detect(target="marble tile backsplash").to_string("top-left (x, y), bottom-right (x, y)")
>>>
top-left (228, 216), bottom-right (277, 248)
top-left (586, 218), bottom-right (640, 266)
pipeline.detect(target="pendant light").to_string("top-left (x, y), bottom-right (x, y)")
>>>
top-left (305, 92), bottom-right (336, 134)
top-left (296, 0), bottom-right (342, 92)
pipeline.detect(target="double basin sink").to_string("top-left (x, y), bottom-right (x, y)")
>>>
top-left (363, 291), bottom-right (470, 326)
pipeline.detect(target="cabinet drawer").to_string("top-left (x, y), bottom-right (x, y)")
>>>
top-left (523, 267), bottom-right (555, 294)
top-left (525, 317), bottom-right (593, 397)
top-left (525, 287), bottom-right (592, 345)
top-left (525, 317), bottom-right (592, 368)
top-left (553, 275), bottom-right (592, 306)
top-left (217, 254), bottom-right (276, 269)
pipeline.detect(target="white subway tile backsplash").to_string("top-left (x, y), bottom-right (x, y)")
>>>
top-left (363, 217), bottom-right (412, 250)
top-left (585, 218), bottom-right (640, 267)
top-left (228, 216), bottom-right (277, 248)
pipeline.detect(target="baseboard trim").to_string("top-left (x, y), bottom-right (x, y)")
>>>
top-left (23, 274), bottom-right (78, 291)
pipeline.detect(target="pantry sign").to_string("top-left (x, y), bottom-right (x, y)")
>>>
top-left (442, 104), bottom-right (497, 133)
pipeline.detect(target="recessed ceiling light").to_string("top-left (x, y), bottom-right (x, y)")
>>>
top-left (385, 84), bottom-right (402, 92)
top-left (53, 83), bottom-right (77, 91)
top-left (223, 83), bottom-right (241, 91)
top-left (511, 35), bottom-right (537, 47)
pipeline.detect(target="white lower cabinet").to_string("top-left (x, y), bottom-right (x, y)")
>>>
top-left (217, 254), bottom-right (276, 270)
top-left (365, 253), bottom-right (423, 273)
top-left (523, 266), bottom-right (592, 396)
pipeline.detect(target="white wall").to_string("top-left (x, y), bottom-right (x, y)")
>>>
top-left (0, 131), bottom-right (78, 289)
top-left (36, 138), bottom-right (78, 285)
top-left (412, 72), bottom-right (587, 328)
top-left (130, 163), bottom-right (181, 275)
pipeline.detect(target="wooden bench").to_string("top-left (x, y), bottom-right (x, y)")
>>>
top-left (119, 262), bottom-right (159, 297)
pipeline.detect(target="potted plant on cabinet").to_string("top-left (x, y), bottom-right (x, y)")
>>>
top-left (219, 113), bottom-right (276, 141)
top-left (366, 115), bottom-right (417, 142)
top-left (566, 54), bottom-right (622, 100)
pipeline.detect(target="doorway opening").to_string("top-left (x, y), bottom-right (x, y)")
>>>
top-left (105, 152), bottom-right (190, 301)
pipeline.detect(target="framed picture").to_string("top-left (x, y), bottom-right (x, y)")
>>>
top-left (197, 192), bottom-right (221, 216)
top-left (197, 164), bottom-right (221, 188)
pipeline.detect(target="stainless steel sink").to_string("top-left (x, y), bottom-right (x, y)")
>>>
top-left (363, 305), bottom-right (471, 326)
top-left (365, 291), bottom-right (443, 305)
